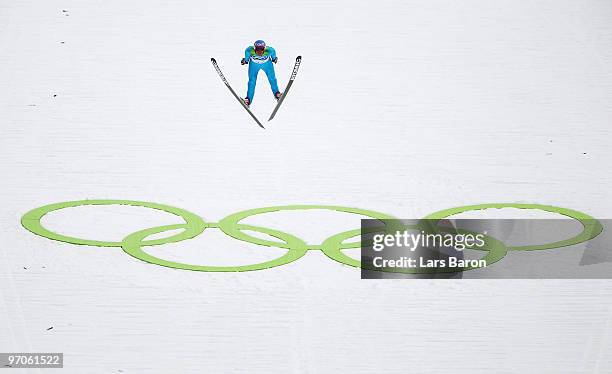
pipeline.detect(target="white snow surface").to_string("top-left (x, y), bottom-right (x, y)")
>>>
top-left (1, 0), bottom-right (612, 373)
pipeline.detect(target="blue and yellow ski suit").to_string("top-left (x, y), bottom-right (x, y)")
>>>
top-left (244, 46), bottom-right (279, 102)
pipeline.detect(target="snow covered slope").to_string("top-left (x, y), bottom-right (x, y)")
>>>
top-left (1, 0), bottom-right (611, 372)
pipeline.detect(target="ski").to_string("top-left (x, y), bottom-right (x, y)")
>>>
top-left (211, 58), bottom-right (265, 129)
top-left (268, 56), bottom-right (302, 121)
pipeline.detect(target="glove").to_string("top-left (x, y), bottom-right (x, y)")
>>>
top-left (272, 57), bottom-right (278, 64)
top-left (241, 58), bottom-right (248, 65)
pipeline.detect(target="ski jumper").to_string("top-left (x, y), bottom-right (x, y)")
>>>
top-left (245, 46), bottom-right (279, 102)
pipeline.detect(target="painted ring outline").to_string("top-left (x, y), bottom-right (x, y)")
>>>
top-left (19, 200), bottom-right (604, 272)
top-left (321, 225), bottom-right (508, 273)
top-left (21, 199), bottom-right (207, 247)
top-left (423, 203), bottom-right (604, 251)
top-left (121, 223), bottom-right (308, 272)
top-left (218, 205), bottom-right (400, 250)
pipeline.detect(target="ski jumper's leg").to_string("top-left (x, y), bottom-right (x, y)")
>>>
top-left (262, 61), bottom-right (280, 94)
top-left (247, 63), bottom-right (260, 102)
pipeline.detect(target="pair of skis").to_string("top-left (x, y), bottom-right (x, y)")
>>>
top-left (211, 56), bottom-right (302, 129)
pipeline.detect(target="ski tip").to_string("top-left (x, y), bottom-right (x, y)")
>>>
top-left (211, 57), bottom-right (216, 63)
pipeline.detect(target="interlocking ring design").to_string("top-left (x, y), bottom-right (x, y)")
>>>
top-left (21, 200), bottom-right (604, 273)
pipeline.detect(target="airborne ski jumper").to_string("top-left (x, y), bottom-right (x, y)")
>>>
top-left (241, 40), bottom-right (281, 106)
top-left (211, 41), bottom-right (301, 128)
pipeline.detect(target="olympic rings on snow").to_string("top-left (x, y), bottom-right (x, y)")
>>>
top-left (20, 200), bottom-right (604, 273)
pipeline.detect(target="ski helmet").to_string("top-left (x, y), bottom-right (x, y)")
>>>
top-left (254, 40), bottom-right (266, 52)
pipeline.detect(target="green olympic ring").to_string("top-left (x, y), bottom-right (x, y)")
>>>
top-left (20, 200), bottom-right (604, 273)
top-left (20, 200), bottom-right (207, 247)
top-left (423, 203), bottom-right (604, 251)
top-left (122, 223), bottom-right (308, 272)
top-left (217, 205), bottom-right (400, 250)
top-left (321, 225), bottom-right (508, 273)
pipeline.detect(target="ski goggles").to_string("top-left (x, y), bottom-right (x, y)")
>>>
top-left (254, 45), bottom-right (265, 52)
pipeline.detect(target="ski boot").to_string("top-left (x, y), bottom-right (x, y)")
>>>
top-left (274, 91), bottom-right (282, 101)
top-left (242, 97), bottom-right (251, 107)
